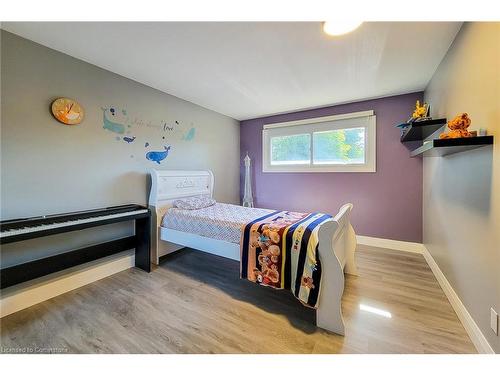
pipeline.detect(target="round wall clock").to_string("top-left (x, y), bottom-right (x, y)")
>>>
top-left (51, 98), bottom-right (84, 125)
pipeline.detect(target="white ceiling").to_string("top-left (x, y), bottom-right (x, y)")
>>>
top-left (2, 22), bottom-right (461, 120)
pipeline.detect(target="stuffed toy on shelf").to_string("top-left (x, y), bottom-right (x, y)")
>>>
top-left (396, 100), bottom-right (431, 133)
top-left (439, 113), bottom-right (475, 139)
top-left (411, 100), bottom-right (430, 121)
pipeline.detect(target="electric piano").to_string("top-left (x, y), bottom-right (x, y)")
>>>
top-left (0, 204), bottom-right (151, 289)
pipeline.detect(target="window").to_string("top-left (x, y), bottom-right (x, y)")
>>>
top-left (262, 111), bottom-right (376, 172)
top-left (271, 134), bottom-right (310, 165)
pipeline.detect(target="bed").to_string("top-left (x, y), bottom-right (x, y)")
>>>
top-left (148, 169), bottom-right (357, 335)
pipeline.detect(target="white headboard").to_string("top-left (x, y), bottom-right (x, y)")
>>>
top-left (149, 169), bottom-right (214, 208)
top-left (148, 170), bottom-right (215, 264)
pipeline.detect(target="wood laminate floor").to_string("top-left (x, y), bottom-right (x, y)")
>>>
top-left (0, 245), bottom-right (476, 353)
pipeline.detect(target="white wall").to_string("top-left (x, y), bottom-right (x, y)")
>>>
top-left (424, 22), bottom-right (499, 353)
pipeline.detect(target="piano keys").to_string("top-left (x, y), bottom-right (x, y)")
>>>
top-left (0, 204), bottom-right (151, 289)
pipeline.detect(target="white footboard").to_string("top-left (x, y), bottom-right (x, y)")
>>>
top-left (316, 203), bottom-right (357, 336)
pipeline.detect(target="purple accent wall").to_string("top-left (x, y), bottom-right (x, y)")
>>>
top-left (240, 92), bottom-right (423, 243)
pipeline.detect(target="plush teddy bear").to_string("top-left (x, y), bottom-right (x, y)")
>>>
top-left (412, 100), bottom-right (429, 120)
top-left (439, 113), bottom-right (473, 139)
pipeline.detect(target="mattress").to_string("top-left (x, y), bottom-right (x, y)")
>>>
top-left (161, 203), bottom-right (273, 243)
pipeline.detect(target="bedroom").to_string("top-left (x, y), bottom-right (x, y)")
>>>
top-left (0, 1), bottom-right (499, 371)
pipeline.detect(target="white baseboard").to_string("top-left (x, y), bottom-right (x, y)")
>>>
top-left (357, 235), bottom-right (495, 353)
top-left (356, 235), bottom-right (425, 254)
top-left (0, 250), bottom-right (135, 318)
top-left (421, 246), bottom-right (495, 354)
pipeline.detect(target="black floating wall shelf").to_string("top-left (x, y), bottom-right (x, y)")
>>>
top-left (410, 136), bottom-right (494, 157)
top-left (400, 118), bottom-right (447, 142)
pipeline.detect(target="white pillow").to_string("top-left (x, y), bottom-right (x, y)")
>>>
top-left (173, 195), bottom-right (216, 210)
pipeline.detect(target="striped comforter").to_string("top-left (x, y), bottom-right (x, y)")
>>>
top-left (240, 210), bottom-right (333, 308)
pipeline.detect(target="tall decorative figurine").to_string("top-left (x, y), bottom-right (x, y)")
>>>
top-left (243, 152), bottom-right (254, 208)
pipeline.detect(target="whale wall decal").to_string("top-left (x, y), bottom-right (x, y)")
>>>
top-left (102, 108), bottom-right (125, 134)
top-left (146, 146), bottom-right (171, 164)
top-left (99, 106), bottom-right (202, 164)
top-left (123, 136), bottom-right (136, 143)
top-left (183, 127), bottom-right (195, 141)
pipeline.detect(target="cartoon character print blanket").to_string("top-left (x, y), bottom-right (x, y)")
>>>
top-left (240, 210), bottom-right (333, 308)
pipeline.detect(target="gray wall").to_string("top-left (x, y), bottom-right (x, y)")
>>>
top-left (0, 31), bottom-right (240, 267)
top-left (423, 22), bottom-right (499, 353)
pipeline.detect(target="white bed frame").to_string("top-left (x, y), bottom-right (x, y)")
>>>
top-left (148, 169), bottom-right (358, 335)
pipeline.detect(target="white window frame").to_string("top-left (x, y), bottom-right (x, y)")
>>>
top-left (262, 110), bottom-right (376, 173)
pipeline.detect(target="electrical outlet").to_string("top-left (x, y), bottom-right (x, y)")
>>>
top-left (491, 308), bottom-right (498, 335)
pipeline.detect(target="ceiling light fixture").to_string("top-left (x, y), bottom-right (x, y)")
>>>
top-left (323, 21), bottom-right (363, 36)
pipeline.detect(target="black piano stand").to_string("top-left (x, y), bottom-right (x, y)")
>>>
top-left (0, 211), bottom-right (151, 289)
top-left (134, 216), bottom-right (151, 272)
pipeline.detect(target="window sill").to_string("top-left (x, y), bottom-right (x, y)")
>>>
top-left (262, 165), bottom-right (376, 173)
